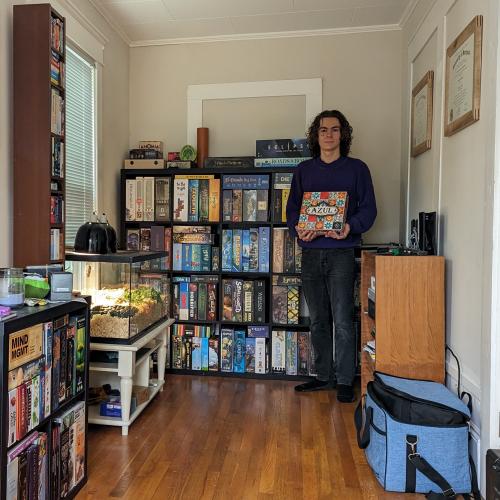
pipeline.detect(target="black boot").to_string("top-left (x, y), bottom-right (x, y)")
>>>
top-left (295, 379), bottom-right (331, 392)
top-left (336, 384), bottom-right (355, 403)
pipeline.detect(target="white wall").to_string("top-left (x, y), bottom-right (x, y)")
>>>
top-left (0, 0), bottom-right (129, 266)
top-left (129, 31), bottom-right (403, 244)
top-left (402, 0), bottom-right (500, 488)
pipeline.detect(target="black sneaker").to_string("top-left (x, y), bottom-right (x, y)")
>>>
top-left (336, 384), bottom-right (355, 403)
top-left (295, 379), bottom-right (331, 392)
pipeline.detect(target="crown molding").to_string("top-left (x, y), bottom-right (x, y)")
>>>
top-left (87, 0), bottom-right (131, 46)
top-left (398, 0), bottom-right (420, 29)
top-left (48, 0), bottom-right (109, 46)
top-left (129, 24), bottom-right (401, 47)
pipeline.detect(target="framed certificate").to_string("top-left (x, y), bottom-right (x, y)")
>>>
top-left (444, 15), bottom-right (483, 137)
top-left (411, 71), bottom-right (434, 157)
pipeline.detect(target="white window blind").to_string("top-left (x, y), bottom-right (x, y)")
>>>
top-left (65, 46), bottom-right (96, 247)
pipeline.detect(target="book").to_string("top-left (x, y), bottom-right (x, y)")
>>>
top-left (126, 229), bottom-right (140, 251)
top-left (233, 330), bottom-right (246, 373)
top-left (208, 338), bottom-right (219, 371)
top-left (173, 178), bottom-right (189, 221)
top-left (298, 191), bottom-right (348, 231)
top-left (297, 332), bottom-right (309, 376)
top-left (245, 338), bottom-right (256, 373)
top-left (143, 176), bottom-right (155, 221)
top-left (286, 331), bottom-right (298, 375)
top-left (255, 338), bottom-right (267, 374)
top-left (204, 156), bottom-right (254, 168)
top-left (272, 286), bottom-right (288, 324)
top-left (9, 324), bottom-right (44, 370)
top-left (271, 330), bottom-right (286, 373)
top-left (256, 139), bottom-right (310, 158)
top-left (208, 178), bottom-right (220, 222)
top-left (222, 174), bottom-right (270, 190)
top-left (155, 177), bottom-right (170, 221)
top-left (254, 157), bottom-right (309, 168)
top-left (220, 329), bottom-right (234, 372)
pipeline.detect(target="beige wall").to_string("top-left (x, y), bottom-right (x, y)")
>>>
top-left (0, 0), bottom-right (129, 266)
top-left (129, 31), bottom-right (403, 244)
top-left (0, 1), bottom-right (15, 267)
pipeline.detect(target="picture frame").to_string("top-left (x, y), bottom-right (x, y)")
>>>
top-left (411, 71), bottom-right (434, 157)
top-left (444, 15), bottom-right (483, 137)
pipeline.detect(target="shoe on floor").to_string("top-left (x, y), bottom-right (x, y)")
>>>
top-left (336, 384), bottom-right (355, 403)
top-left (295, 379), bottom-right (331, 392)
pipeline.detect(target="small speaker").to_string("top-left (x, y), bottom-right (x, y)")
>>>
top-left (424, 211), bottom-right (437, 255)
top-left (418, 212), bottom-right (426, 251)
top-left (418, 211), bottom-right (437, 255)
top-left (49, 272), bottom-right (73, 302)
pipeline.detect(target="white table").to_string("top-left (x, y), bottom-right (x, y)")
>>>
top-left (88, 317), bottom-right (174, 435)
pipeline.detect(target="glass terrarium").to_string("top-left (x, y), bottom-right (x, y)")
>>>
top-left (66, 251), bottom-right (171, 343)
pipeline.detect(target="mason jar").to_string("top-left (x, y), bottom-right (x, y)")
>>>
top-left (0, 268), bottom-right (25, 308)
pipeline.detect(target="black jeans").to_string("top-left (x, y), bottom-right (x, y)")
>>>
top-left (301, 247), bottom-right (356, 385)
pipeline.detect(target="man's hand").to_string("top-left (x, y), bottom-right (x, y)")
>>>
top-left (325, 223), bottom-right (350, 240)
top-left (295, 226), bottom-right (324, 242)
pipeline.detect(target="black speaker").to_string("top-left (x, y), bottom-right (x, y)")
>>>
top-left (424, 211), bottom-right (437, 255)
top-left (418, 212), bottom-right (426, 251)
top-left (487, 449), bottom-right (500, 499)
top-left (418, 211), bottom-right (437, 255)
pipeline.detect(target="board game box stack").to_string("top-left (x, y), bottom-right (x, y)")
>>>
top-left (254, 138), bottom-right (312, 168)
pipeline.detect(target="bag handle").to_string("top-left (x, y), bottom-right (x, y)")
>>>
top-left (354, 399), bottom-right (372, 449)
top-left (408, 453), bottom-right (480, 500)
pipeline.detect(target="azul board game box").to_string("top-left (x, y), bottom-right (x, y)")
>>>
top-left (298, 191), bottom-right (348, 231)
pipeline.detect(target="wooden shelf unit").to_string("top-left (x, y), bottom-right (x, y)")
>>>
top-left (120, 167), bottom-right (314, 381)
top-left (14, 3), bottom-right (66, 267)
top-left (360, 251), bottom-right (445, 394)
top-left (0, 300), bottom-right (90, 499)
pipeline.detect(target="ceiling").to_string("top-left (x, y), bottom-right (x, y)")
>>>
top-left (89, 0), bottom-right (418, 46)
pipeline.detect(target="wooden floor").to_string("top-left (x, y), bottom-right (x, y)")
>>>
top-left (77, 375), bottom-right (422, 499)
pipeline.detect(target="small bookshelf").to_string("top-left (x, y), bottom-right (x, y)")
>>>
top-left (0, 300), bottom-right (89, 499)
top-left (14, 4), bottom-right (66, 267)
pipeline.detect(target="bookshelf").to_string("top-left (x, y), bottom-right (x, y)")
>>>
top-left (14, 4), bottom-right (66, 267)
top-left (0, 300), bottom-right (89, 499)
top-left (360, 251), bottom-right (445, 395)
top-left (120, 167), bottom-right (314, 380)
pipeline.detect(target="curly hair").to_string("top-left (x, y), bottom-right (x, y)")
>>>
top-left (306, 110), bottom-right (353, 158)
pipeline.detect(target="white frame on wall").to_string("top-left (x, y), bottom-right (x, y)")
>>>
top-left (186, 78), bottom-right (323, 146)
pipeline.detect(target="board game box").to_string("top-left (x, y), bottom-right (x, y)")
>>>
top-left (298, 191), bottom-right (348, 231)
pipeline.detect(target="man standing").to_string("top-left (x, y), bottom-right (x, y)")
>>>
top-left (286, 110), bottom-right (377, 402)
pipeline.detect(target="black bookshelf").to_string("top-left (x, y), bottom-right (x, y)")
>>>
top-left (0, 300), bottom-right (90, 499)
top-left (120, 167), bottom-right (315, 380)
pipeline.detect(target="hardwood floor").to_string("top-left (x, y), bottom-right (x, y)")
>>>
top-left (77, 375), bottom-right (422, 499)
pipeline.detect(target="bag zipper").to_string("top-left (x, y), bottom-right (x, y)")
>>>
top-left (374, 372), bottom-right (470, 420)
top-left (367, 383), bottom-right (469, 429)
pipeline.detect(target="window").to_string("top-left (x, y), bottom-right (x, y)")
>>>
top-left (65, 46), bottom-right (96, 246)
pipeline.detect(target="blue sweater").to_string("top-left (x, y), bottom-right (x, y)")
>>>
top-left (286, 156), bottom-right (377, 248)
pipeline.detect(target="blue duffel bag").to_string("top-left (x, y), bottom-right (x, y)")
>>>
top-left (354, 372), bottom-right (480, 499)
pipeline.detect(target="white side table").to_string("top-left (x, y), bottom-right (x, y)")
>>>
top-left (88, 317), bottom-right (174, 435)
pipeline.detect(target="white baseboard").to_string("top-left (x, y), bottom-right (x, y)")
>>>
top-left (445, 360), bottom-right (481, 482)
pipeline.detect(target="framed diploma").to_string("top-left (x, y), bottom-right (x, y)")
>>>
top-left (411, 71), bottom-right (433, 157)
top-left (444, 15), bottom-right (483, 137)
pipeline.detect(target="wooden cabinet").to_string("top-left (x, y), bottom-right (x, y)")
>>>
top-left (360, 251), bottom-right (445, 394)
top-left (13, 4), bottom-right (66, 267)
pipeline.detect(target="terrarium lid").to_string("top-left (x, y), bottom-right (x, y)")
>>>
top-left (66, 250), bottom-right (167, 263)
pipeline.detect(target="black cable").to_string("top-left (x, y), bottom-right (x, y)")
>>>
top-left (445, 345), bottom-right (461, 397)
